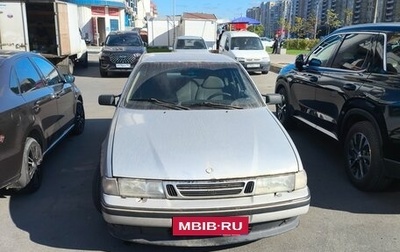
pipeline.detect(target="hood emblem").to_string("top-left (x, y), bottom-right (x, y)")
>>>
top-left (205, 167), bottom-right (214, 174)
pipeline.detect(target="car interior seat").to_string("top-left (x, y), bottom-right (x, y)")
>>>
top-left (195, 76), bottom-right (225, 100)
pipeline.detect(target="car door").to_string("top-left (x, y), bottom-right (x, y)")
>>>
top-left (15, 56), bottom-right (59, 143)
top-left (288, 34), bottom-right (343, 124)
top-left (313, 33), bottom-right (377, 136)
top-left (31, 56), bottom-right (76, 136)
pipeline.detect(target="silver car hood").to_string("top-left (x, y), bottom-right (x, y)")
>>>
top-left (110, 107), bottom-right (301, 180)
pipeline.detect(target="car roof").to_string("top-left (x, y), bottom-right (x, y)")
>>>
top-left (140, 52), bottom-right (237, 64)
top-left (332, 22), bottom-right (400, 34)
top-left (223, 31), bottom-right (259, 37)
top-left (0, 50), bottom-right (39, 66)
top-left (107, 30), bottom-right (140, 36)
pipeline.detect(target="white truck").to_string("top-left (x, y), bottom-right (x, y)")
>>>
top-left (0, 0), bottom-right (88, 74)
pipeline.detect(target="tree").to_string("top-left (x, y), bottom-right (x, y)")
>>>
top-left (344, 9), bottom-right (353, 26)
top-left (325, 9), bottom-right (341, 34)
top-left (291, 17), bottom-right (306, 38)
top-left (248, 25), bottom-right (265, 37)
top-left (305, 12), bottom-right (317, 38)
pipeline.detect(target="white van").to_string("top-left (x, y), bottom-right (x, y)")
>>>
top-left (218, 31), bottom-right (270, 74)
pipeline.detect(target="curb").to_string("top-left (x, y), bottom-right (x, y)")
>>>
top-left (270, 63), bottom-right (284, 74)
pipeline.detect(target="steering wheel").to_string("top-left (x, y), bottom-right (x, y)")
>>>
top-left (206, 92), bottom-right (233, 100)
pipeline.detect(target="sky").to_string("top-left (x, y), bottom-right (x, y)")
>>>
top-left (153, 0), bottom-right (262, 21)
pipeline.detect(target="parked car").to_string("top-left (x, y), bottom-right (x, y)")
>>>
top-left (99, 31), bottom-right (147, 77)
top-left (94, 52), bottom-right (310, 246)
top-left (274, 23), bottom-right (400, 191)
top-left (260, 37), bottom-right (274, 49)
top-left (219, 31), bottom-right (270, 74)
top-left (172, 35), bottom-right (209, 52)
top-left (0, 51), bottom-right (85, 193)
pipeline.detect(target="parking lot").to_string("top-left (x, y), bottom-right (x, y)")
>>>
top-left (1, 53), bottom-right (400, 252)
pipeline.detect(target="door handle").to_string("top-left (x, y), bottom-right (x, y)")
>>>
top-left (343, 83), bottom-right (357, 91)
top-left (32, 102), bottom-right (40, 113)
top-left (309, 76), bottom-right (318, 82)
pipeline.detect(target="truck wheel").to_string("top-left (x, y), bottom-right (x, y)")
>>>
top-left (81, 52), bottom-right (89, 68)
top-left (68, 58), bottom-right (74, 75)
top-left (19, 137), bottom-right (43, 193)
top-left (343, 121), bottom-right (392, 191)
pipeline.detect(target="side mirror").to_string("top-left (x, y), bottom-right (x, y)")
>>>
top-left (309, 58), bottom-right (322, 67)
top-left (98, 94), bottom-right (119, 106)
top-left (264, 93), bottom-right (283, 105)
top-left (295, 54), bottom-right (305, 71)
top-left (63, 73), bottom-right (75, 83)
top-left (224, 44), bottom-right (229, 51)
top-left (100, 42), bottom-right (105, 46)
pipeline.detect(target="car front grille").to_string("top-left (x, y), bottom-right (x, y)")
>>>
top-left (164, 180), bottom-right (255, 199)
top-left (109, 53), bottom-right (140, 64)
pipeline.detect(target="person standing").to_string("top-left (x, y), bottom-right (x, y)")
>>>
top-left (272, 36), bottom-right (279, 54)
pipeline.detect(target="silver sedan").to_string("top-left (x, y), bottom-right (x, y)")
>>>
top-left (94, 52), bottom-right (310, 247)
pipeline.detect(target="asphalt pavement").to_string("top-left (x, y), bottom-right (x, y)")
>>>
top-left (87, 46), bottom-right (295, 74)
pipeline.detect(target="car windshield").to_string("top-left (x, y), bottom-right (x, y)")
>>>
top-left (231, 37), bottom-right (263, 50)
top-left (175, 38), bottom-right (207, 50)
top-left (123, 62), bottom-right (264, 110)
top-left (105, 34), bottom-right (142, 46)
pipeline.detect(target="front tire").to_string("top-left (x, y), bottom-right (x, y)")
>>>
top-left (72, 101), bottom-right (85, 135)
top-left (99, 68), bottom-right (108, 77)
top-left (344, 121), bottom-right (392, 191)
top-left (275, 83), bottom-right (296, 129)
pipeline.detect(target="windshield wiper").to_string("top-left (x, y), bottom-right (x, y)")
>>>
top-left (189, 101), bottom-right (243, 109)
top-left (131, 98), bottom-right (190, 110)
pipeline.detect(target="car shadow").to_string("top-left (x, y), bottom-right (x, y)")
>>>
top-left (287, 123), bottom-right (400, 214)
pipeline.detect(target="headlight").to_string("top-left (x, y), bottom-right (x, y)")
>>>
top-left (133, 53), bottom-right (142, 58)
top-left (255, 170), bottom-right (307, 194)
top-left (262, 57), bottom-right (270, 61)
top-left (295, 170), bottom-right (307, 190)
top-left (118, 178), bottom-right (165, 198)
top-left (236, 57), bottom-right (245, 62)
top-left (102, 176), bottom-right (119, 195)
top-left (99, 51), bottom-right (110, 59)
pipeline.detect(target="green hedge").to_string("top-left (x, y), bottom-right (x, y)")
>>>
top-left (283, 39), bottom-right (319, 50)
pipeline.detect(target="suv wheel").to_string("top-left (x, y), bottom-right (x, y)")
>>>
top-left (100, 68), bottom-right (108, 77)
top-left (276, 83), bottom-right (295, 128)
top-left (344, 121), bottom-right (392, 191)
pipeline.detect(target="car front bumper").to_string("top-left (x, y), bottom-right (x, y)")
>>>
top-left (100, 187), bottom-right (310, 246)
top-left (240, 61), bottom-right (270, 72)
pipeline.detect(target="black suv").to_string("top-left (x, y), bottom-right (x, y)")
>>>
top-left (99, 31), bottom-right (146, 77)
top-left (275, 23), bottom-right (400, 191)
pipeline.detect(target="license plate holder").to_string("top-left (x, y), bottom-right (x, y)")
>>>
top-left (172, 216), bottom-right (249, 236)
top-left (116, 63), bottom-right (131, 68)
